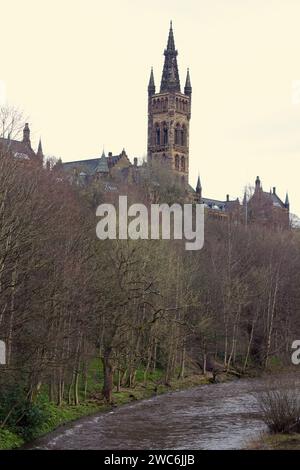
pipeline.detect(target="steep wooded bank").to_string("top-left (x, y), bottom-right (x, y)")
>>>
top-left (0, 150), bottom-right (299, 445)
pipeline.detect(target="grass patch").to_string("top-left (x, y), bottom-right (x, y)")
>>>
top-left (0, 429), bottom-right (24, 449)
top-left (0, 368), bottom-right (212, 450)
top-left (250, 432), bottom-right (300, 450)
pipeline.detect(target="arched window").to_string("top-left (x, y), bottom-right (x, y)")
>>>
top-left (175, 123), bottom-right (180, 145)
top-left (163, 123), bottom-right (168, 145)
top-left (155, 124), bottom-right (160, 145)
top-left (181, 126), bottom-right (186, 146)
top-left (176, 97), bottom-right (178, 111)
top-left (175, 154), bottom-right (180, 170)
top-left (181, 156), bottom-right (185, 171)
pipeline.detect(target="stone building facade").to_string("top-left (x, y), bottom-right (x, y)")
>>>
top-left (147, 21), bottom-right (191, 185)
top-left (0, 123), bottom-right (43, 163)
top-left (245, 176), bottom-right (289, 229)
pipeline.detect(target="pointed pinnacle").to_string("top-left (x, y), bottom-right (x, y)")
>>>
top-left (184, 68), bottom-right (192, 95)
top-left (37, 138), bottom-right (43, 153)
top-left (185, 68), bottom-right (191, 87)
top-left (166, 20), bottom-right (175, 51)
top-left (196, 174), bottom-right (202, 191)
top-left (285, 192), bottom-right (289, 205)
top-left (148, 67), bottom-right (155, 87)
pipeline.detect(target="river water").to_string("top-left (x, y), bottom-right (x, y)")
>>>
top-left (26, 376), bottom-right (283, 450)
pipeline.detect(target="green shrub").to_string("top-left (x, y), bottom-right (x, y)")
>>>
top-left (0, 429), bottom-right (24, 449)
top-left (0, 384), bottom-right (51, 440)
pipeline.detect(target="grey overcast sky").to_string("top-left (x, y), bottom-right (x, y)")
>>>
top-left (1, 0), bottom-right (300, 215)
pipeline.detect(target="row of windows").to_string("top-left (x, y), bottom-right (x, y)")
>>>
top-left (175, 123), bottom-right (186, 146)
top-left (175, 155), bottom-right (186, 172)
top-left (175, 98), bottom-right (189, 112)
top-left (152, 98), bottom-right (168, 112)
top-left (153, 122), bottom-right (187, 146)
top-left (149, 153), bottom-right (186, 172)
top-left (151, 98), bottom-right (189, 113)
top-left (154, 123), bottom-right (169, 145)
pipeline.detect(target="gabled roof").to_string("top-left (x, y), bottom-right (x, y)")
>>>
top-left (62, 151), bottom-right (132, 175)
top-left (0, 137), bottom-right (36, 160)
top-left (202, 198), bottom-right (226, 211)
top-left (265, 191), bottom-right (285, 208)
top-left (249, 189), bottom-right (286, 209)
top-left (62, 157), bottom-right (101, 175)
top-left (202, 197), bottom-right (240, 212)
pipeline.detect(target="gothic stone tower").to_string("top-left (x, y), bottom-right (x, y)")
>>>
top-left (147, 22), bottom-right (192, 184)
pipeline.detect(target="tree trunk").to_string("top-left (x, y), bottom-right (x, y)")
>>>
top-left (102, 348), bottom-right (114, 404)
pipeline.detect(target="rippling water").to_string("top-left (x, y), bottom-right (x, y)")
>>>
top-left (26, 376), bottom-right (278, 450)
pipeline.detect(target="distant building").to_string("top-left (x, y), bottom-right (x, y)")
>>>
top-left (62, 149), bottom-right (140, 187)
top-left (244, 176), bottom-right (289, 229)
top-left (0, 123), bottom-right (43, 163)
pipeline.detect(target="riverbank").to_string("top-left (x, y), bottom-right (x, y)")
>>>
top-left (23, 371), bottom-right (270, 450)
top-left (0, 372), bottom-right (216, 450)
top-left (250, 433), bottom-right (300, 450)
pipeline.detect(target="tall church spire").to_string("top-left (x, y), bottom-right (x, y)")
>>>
top-left (166, 20), bottom-right (176, 51)
top-left (160, 21), bottom-right (181, 93)
top-left (148, 23), bottom-right (191, 185)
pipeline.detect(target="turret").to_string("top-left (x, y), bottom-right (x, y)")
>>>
top-left (285, 192), bottom-right (290, 210)
top-left (196, 175), bottom-right (202, 199)
top-left (36, 138), bottom-right (44, 160)
top-left (255, 176), bottom-right (261, 192)
top-left (23, 123), bottom-right (30, 145)
top-left (148, 67), bottom-right (155, 96)
top-left (184, 68), bottom-right (192, 97)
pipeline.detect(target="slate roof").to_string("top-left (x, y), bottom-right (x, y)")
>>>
top-left (263, 191), bottom-right (286, 208)
top-left (202, 197), bottom-right (239, 211)
top-left (62, 152), bottom-right (131, 176)
top-left (0, 138), bottom-right (37, 160)
top-left (62, 158), bottom-right (102, 175)
top-left (95, 153), bottom-right (109, 173)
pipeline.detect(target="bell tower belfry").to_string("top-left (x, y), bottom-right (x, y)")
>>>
top-left (147, 22), bottom-right (192, 184)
